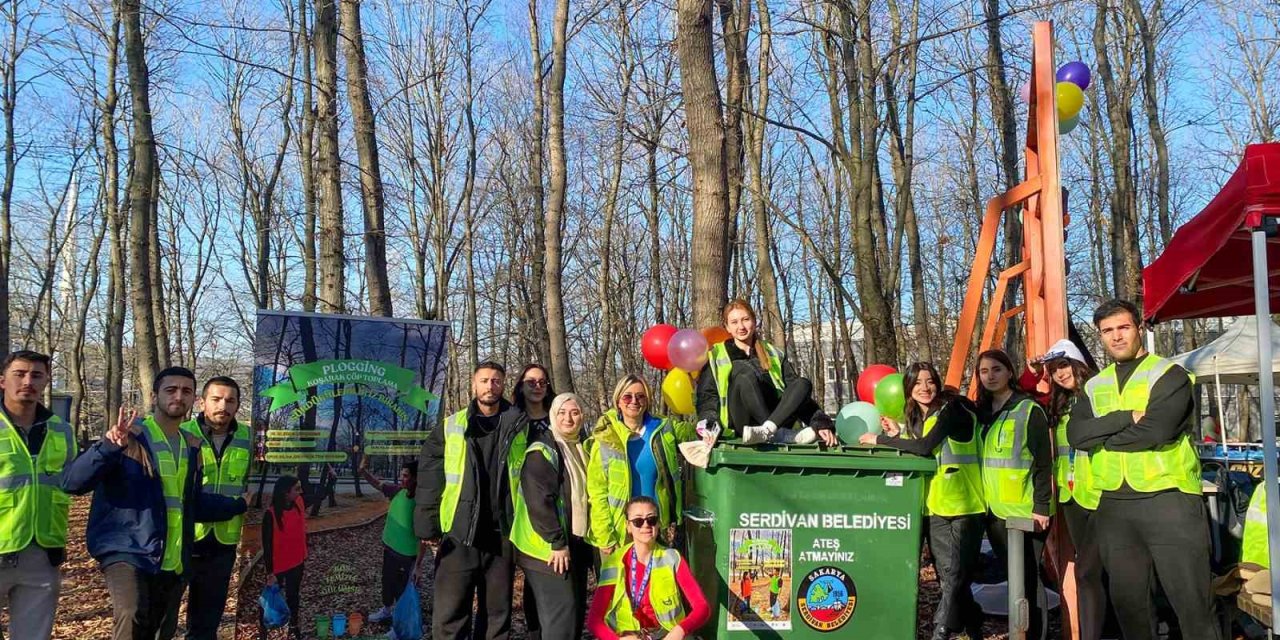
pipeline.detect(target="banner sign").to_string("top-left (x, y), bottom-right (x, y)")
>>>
top-left (253, 311), bottom-right (449, 464)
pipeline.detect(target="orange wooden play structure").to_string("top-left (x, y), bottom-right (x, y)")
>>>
top-left (942, 21), bottom-right (1078, 640)
top-left (944, 21), bottom-right (1068, 394)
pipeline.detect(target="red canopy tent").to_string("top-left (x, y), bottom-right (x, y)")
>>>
top-left (1144, 143), bottom-right (1280, 323)
top-left (1142, 142), bottom-right (1280, 623)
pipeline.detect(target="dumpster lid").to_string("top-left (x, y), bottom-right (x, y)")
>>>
top-left (707, 442), bottom-right (937, 472)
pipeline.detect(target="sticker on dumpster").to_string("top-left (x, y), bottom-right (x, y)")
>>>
top-left (797, 566), bottom-right (856, 632)
top-left (727, 529), bottom-right (792, 630)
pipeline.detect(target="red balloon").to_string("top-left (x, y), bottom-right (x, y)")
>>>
top-left (642, 324), bottom-right (679, 370)
top-left (857, 364), bottom-right (897, 403)
top-left (702, 326), bottom-right (731, 347)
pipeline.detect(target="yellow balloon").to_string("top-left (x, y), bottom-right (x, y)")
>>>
top-left (1056, 82), bottom-right (1084, 121)
top-left (662, 369), bottom-right (696, 415)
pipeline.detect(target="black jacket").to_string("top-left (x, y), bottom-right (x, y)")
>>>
top-left (695, 339), bottom-right (819, 427)
top-left (516, 428), bottom-right (589, 572)
top-left (414, 401), bottom-right (528, 545)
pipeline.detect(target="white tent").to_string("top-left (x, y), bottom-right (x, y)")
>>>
top-left (1171, 316), bottom-right (1280, 385)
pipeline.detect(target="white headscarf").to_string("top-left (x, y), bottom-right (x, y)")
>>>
top-left (549, 393), bottom-right (589, 538)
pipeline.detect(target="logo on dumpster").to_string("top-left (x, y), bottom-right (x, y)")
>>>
top-left (796, 566), bottom-right (856, 632)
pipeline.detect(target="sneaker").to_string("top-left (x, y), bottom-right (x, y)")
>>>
top-left (740, 425), bottom-right (770, 445)
top-left (792, 427), bottom-right (818, 444)
top-left (369, 606), bottom-right (393, 624)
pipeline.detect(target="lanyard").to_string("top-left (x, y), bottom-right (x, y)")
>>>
top-left (628, 547), bottom-right (653, 611)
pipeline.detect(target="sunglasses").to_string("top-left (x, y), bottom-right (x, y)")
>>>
top-left (524, 379), bottom-right (549, 388)
top-left (628, 515), bottom-right (660, 528)
top-left (621, 393), bottom-right (648, 404)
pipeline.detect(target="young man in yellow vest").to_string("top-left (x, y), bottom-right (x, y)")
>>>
top-left (415, 361), bottom-right (529, 640)
top-left (0, 350), bottom-right (77, 640)
top-left (1067, 299), bottom-right (1219, 640)
top-left (181, 376), bottom-right (252, 640)
top-left (61, 367), bottom-right (247, 640)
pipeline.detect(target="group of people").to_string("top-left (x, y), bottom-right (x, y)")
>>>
top-left (0, 294), bottom-right (1226, 640)
top-left (862, 298), bottom-right (1219, 640)
top-left (0, 352), bottom-right (252, 640)
top-left (414, 299), bottom-right (826, 640)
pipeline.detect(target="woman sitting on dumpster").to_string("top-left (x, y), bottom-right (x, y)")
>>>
top-left (586, 496), bottom-right (710, 640)
top-left (858, 362), bottom-right (985, 640)
top-left (694, 299), bottom-right (837, 446)
top-left (588, 375), bottom-right (709, 557)
top-left (976, 349), bottom-right (1054, 640)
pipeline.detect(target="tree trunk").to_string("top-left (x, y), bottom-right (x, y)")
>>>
top-left (543, 0), bottom-right (573, 389)
top-left (120, 0), bottom-right (160, 406)
top-left (1128, 0), bottom-right (1172, 244)
top-left (982, 0), bottom-right (1024, 359)
top-left (1094, 0), bottom-right (1142, 300)
top-left (717, 0), bottom-right (749, 275)
top-left (527, 0), bottom-right (551, 364)
top-left (298, 0), bottom-right (318, 312)
top-left (100, 13), bottom-right (125, 421)
top-left (339, 0), bottom-right (392, 316)
top-left (747, 0), bottom-right (784, 345)
top-left (676, 0), bottom-right (731, 329)
top-left (313, 0), bottom-right (345, 313)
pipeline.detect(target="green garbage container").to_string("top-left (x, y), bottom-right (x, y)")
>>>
top-left (684, 443), bottom-right (934, 638)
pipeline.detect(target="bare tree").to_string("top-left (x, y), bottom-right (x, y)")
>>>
top-left (543, 0), bottom-right (573, 389)
top-left (314, 0), bottom-right (345, 313)
top-left (676, 0), bottom-right (730, 328)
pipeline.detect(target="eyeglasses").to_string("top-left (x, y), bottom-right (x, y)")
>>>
top-left (621, 393), bottom-right (647, 404)
top-left (524, 379), bottom-right (549, 388)
top-left (628, 515), bottom-right (660, 528)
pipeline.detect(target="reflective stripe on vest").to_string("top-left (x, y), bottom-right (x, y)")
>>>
top-left (181, 420), bottom-right (251, 545)
top-left (510, 442), bottom-right (564, 561)
top-left (0, 412), bottom-right (75, 553)
top-left (1085, 356), bottom-right (1202, 496)
top-left (587, 412), bottom-right (683, 549)
top-left (1055, 412), bottom-right (1100, 509)
top-left (981, 399), bottom-right (1040, 520)
top-left (602, 544), bottom-right (687, 632)
top-left (709, 341), bottom-right (785, 435)
top-left (439, 410), bottom-right (468, 535)
top-left (1243, 482), bottom-right (1270, 568)
top-left (144, 417), bottom-right (189, 573)
top-left (920, 405), bottom-right (985, 517)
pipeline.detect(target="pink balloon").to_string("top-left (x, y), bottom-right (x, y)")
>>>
top-left (667, 329), bottom-right (710, 372)
top-left (1019, 80), bottom-right (1032, 103)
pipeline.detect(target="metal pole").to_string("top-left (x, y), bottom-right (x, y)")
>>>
top-left (1007, 518), bottom-right (1033, 640)
top-left (1250, 228), bottom-right (1280, 633)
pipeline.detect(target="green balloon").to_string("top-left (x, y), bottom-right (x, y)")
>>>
top-left (874, 373), bottom-right (907, 421)
top-left (836, 401), bottom-right (882, 443)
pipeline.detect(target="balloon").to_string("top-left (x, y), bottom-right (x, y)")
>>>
top-left (662, 369), bottom-right (696, 415)
top-left (1056, 82), bottom-right (1084, 121)
top-left (668, 329), bottom-right (710, 372)
top-left (873, 373), bottom-right (907, 421)
top-left (1056, 61), bottom-right (1092, 91)
top-left (856, 364), bottom-right (897, 404)
top-left (1019, 80), bottom-right (1031, 103)
top-left (835, 401), bottom-right (882, 444)
top-left (642, 324), bottom-right (678, 370)
top-left (1059, 113), bottom-right (1081, 135)
top-left (702, 326), bottom-right (732, 346)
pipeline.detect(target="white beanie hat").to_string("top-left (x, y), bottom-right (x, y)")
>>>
top-left (1040, 338), bottom-right (1087, 365)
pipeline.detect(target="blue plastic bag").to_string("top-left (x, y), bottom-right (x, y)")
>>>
top-left (260, 583), bottom-right (290, 629)
top-left (391, 579), bottom-right (423, 640)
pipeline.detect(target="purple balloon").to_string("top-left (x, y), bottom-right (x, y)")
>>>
top-left (1056, 61), bottom-right (1091, 91)
top-left (667, 329), bottom-right (710, 372)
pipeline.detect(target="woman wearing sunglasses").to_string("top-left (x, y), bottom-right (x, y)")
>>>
top-left (511, 363), bottom-right (555, 638)
top-left (587, 375), bottom-right (708, 558)
top-left (511, 392), bottom-right (594, 639)
top-left (586, 496), bottom-right (710, 640)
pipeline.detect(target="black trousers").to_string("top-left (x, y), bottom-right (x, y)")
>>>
top-left (102, 562), bottom-right (185, 640)
top-left (522, 540), bottom-right (592, 640)
top-left (727, 360), bottom-right (819, 431)
top-left (262, 563), bottom-right (305, 637)
top-left (1094, 492), bottom-right (1220, 640)
top-left (185, 540), bottom-right (238, 640)
top-left (986, 515), bottom-right (1049, 640)
top-left (432, 537), bottom-right (514, 640)
top-left (1061, 499), bottom-right (1112, 640)
top-left (523, 577), bottom-right (540, 640)
top-left (381, 546), bottom-right (417, 608)
top-left (928, 514), bottom-right (985, 635)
